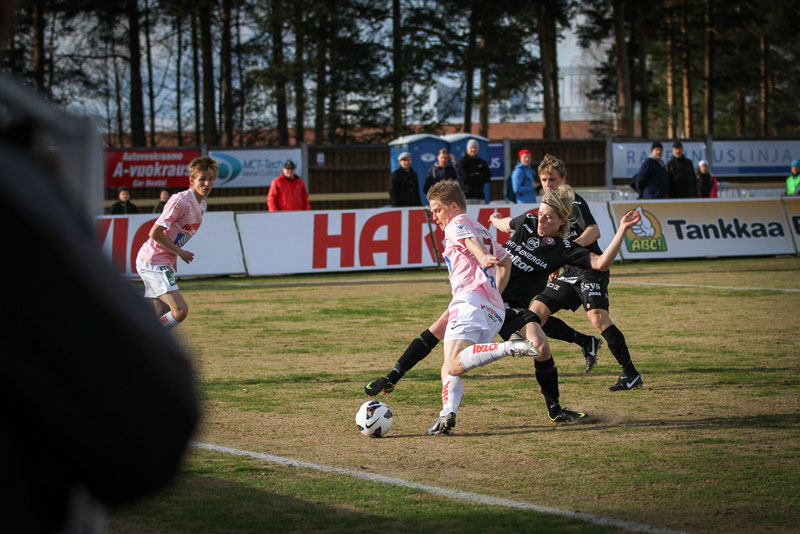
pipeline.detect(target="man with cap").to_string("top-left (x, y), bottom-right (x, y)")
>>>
top-left (666, 140), bottom-right (697, 198)
top-left (456, 139), bottom-right (491, 204)
top-left (634, 141), bottom-right (668, 199)
top-left (786, 160), bottom-right (800, 196)
top-left (267, 159), bottom-right (310, 211)
top-left (108, 186), bottom-right (139, 214)
top-left (389, 151), bottom-right (421, 207)
top-left (511, 149), bottom-right (539, 203)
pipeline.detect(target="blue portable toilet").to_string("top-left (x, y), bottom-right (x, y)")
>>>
top-left (389, 134), bottom-right (449, 205)
top-left (442, 133), bottom-right (490, 203)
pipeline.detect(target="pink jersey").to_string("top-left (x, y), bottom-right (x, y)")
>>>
top-left (442, 213), bottom-right (507, 308)
top-left (137, 189), bottom-right (206, 268)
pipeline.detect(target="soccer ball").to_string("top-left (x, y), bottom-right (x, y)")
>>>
top-left (355, 400), bottom-right (393, 438)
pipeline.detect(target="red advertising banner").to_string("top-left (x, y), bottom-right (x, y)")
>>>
top-left (105, 149), bottom-right (202, 188)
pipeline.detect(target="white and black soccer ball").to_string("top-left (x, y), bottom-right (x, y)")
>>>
top-left (355, 400), bottom-right (393, 438)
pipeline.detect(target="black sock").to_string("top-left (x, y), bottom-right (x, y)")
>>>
top-left (542, 316), bottom-right (591, 347)
top-left (601, 324), bottom-right (637, 376)
top-left (387, 329), bottom-right (439, 383)
top-left (534, 357), bottom-right (560, 413)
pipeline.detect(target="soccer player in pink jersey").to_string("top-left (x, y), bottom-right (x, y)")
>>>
top-left (136, 156), bottom-right (218, 328)
top-left (424, 180), bottom-right (538, 435)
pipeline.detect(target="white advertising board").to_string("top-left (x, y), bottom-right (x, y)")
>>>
top-left (612, 141), bottom-right (707, 179)
top-left (609, 199), bottom-right (795, 259)
top-left (97, 212), bottom-right (245, 277)
top-left (209, 148), bottom-right (303, 188)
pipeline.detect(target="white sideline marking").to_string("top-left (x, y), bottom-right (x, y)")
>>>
top-left (613, 280), bottom-right (800, 293)
top-left (192, 441), bottom-right (687, 534)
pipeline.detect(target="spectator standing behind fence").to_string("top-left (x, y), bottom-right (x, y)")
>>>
top-left (456, 139), bottom-right (491, 205)
top-left (153, 188), bottom-right (171, 213)
top-left (666, 141), bottom-right (697, 198)
top-left (108, 186), bottom-right (138, 214)
top-left (423, 148), bottom-right (459, 195)
top-left (786, 160), bottom-right (800, 196)
top-left (390, 151), bottom-right (421, 207)
top-left (267, 160), bottom-right (310, 211)
top-left (511, 149), bottom-right (539, 203)
top-left (634, 142), bottom-right (668, 199)
top-left (696, 160), bottom-right (718, 198)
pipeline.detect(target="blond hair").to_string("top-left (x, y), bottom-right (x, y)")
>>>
top-left (188, 156), bottom-right (218, 178)
top-left (427, 180), bottom-right (466, 211)
top-left (538, 153), bottom-right (567, 179)
top-left (540, 184), bottom-right (575, 238)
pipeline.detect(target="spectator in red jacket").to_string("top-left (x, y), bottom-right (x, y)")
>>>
top-left (267, 160), bottom-right (310, 211)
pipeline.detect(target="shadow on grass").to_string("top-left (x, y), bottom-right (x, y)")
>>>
top-left (446, 411), bottom-right (800, 438)
top-left (108, 465), bottom-right (622, 534)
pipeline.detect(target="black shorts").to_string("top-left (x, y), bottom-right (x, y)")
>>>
top-left (498, 303), bottom-right (539, 340)
top-left (534, 272), bottom-right (610, 313)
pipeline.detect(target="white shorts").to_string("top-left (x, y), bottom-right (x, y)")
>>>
top-left (444, 292), bottom-right (505, 344)
top-left (136, 257), bottom-right (179, 298)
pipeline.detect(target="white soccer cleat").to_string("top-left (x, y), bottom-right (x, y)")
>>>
top-left (508, 339), bottom-right (539, 358)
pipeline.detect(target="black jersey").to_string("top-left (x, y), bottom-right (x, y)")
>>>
top-left (500, 212), bottom-right (592, 307)
top-left (562, 193), bottom-right (603, 278)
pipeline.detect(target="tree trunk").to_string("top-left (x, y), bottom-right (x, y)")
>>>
top-left (127, 0), bottom-right (146, 147)
top-left (665, 0), bottom-right (676, 138)
top-left (221, 0), bottom-right (233, 145)
top-left (144, 0), bottom-right (156, 146)
top-left (271, 0), bottom-right (289, 145)
top-left (293, 1), bottom-right (306, 146)
top-left (236, 6), bottom-right (246, 145)
top-left (759, 35), bottom-right (768, 136)
top-left (191, 10), bottom-right (202, 145)
top-left (113, 46), bottom-right (124, 147)
top-left (703, 0), bottom-right (713, 135)
top-left (612, 0), bottom-right (634, 137)
top-left (199, 4), bottom-right (218, 146)
top-left (176, 14), bottom-right (183, 146)
top-left (680, 0), bottom-right (691, 138)
top-left (463, 2), bottom-right (477, 134)
top-left (548, 10), bottom-right (561, 139)
top-left (538, 3), bottom-right (554, 139)
top-left (313, 8), bottom-right (327, 144)
top-left (635, 0), bottom-right (648, 138)
top-left (391, 0), bottom-right (403, 137)
top-left (478, 36), bottom-right (489, 138)
top-left (32, 0), bottom-right (45, 92)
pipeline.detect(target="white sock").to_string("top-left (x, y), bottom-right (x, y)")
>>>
top-left (159, 311), bottom-right (179, 329)
top-left (459, 341), bottom-right (515, 371)
top-left (439, 375), bottom-right (463, 416)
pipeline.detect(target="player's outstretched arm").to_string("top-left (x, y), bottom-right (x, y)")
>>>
top-left (589, 210), bottom-right (640, 271)
top-left (149, 223), bottom-right (195, 264)
top-left (464, 236), bottom-right (497, 269)
top-left (488, 213), bottom-right (513, 233)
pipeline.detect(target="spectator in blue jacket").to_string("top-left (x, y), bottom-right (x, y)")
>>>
top-left (634, 142), bottom-right (668, 199)
top-left (511, 149), bottom-right (539, 203)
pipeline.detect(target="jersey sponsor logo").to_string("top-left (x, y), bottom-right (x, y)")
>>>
top-left (580, 282), bottom-right (601, 293)
top-left (510, 254), bottom-right (535, 272)
top-left (174, 202), bottom-right (181, 210)
top-left (547, 282), bottom-right (561, 291)
top-left (472, 343), bottom-right (499, 354)
top-left (625, 207), bottom-right (668, 253)
top-left (545, 237), bottom-right (555, 245)
top-left (485, 306), bottom-right (502, 323)
top-left (525, 237), bottom-right (540, 249)
top-left (562, 238), bottom-right (571, 247)
top-left (173, 233), bottom-right (190, 247)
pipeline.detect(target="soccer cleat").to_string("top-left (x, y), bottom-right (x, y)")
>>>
top-left (509, 338), bottom-right (539, 358)
top-left (608, 372), bottom-right (643, 391)
top-left (582, 336), bottom-right (602, 373)
top-left (548, 408), bottom-right (588, 423)
top-left (509, 331), bottom-right (525, 341)
top-left (425, 412), bottom-right (456, 435)
top-left (363, 376), bottom-right (395, 396)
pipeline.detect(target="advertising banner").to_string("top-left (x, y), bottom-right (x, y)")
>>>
top-left (611, 141), bottom-right (706, 179)
top-left (105, 149), bottom-right (202, 188)
top-left (208, 148), bottom-right (304, 189)
top-left (609, 199), bottom-right (795, 259)
top-left (96, 212), bottom-right (245, 278)
top-left (237, 204), bottom-right (555, 276)
top-left (782, 197), bottom-right (800, 254)
top-left (489, 143), bottom-right (505, 180)
top-left (708, 140), bottom-right (800, 177)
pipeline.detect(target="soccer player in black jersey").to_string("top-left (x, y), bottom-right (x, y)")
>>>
top-left (366, 185), bottom-right (641, 424)
top-left (528, 155), bottom-right (644, 392)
